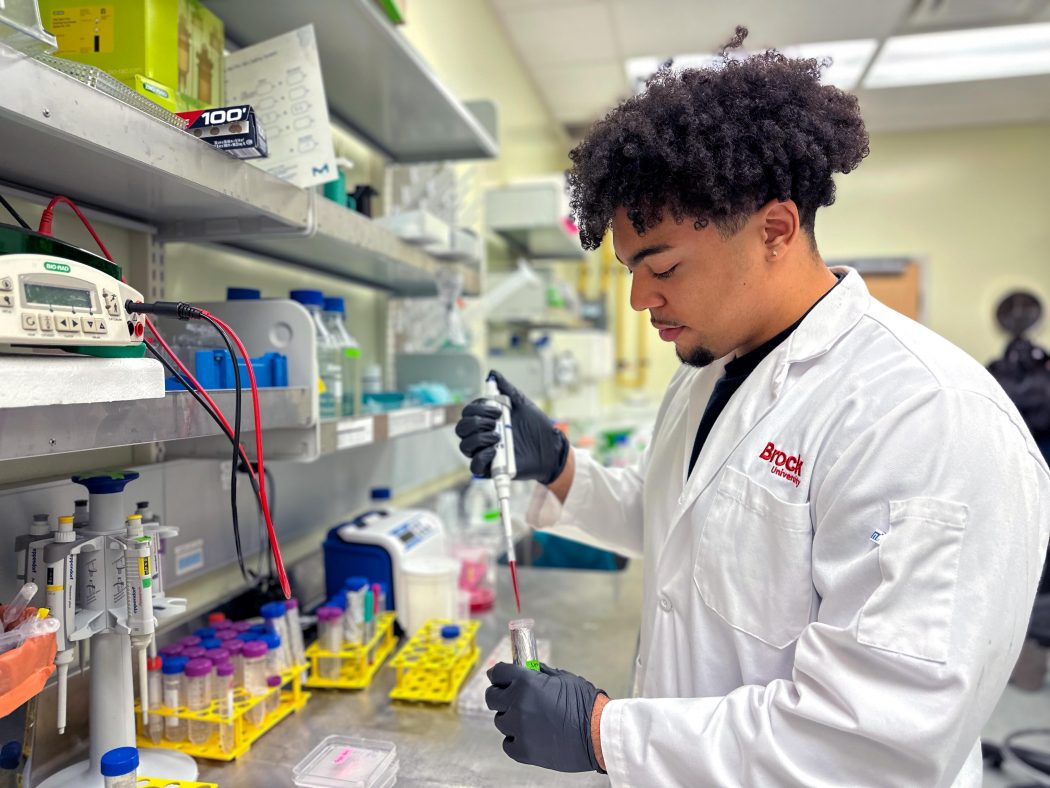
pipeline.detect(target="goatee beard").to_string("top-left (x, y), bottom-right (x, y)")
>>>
top-left (677, 345), bottom-right (717, 368)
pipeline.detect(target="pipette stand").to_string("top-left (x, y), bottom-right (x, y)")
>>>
top-left (38, 472), bottom-right (195, 788)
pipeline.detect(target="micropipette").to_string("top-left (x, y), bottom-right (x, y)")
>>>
top-left (45, 515), bottom-right (78, 734)
top-left (2, 583), bottom-right (38, 631)
top-left (125, 515), bottom-right (156, 727)
top-left (483, 377), bottom-right (522, 613)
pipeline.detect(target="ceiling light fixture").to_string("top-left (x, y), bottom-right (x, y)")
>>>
top-left (624, 39), bottom-right (878, 92)
top-left (864, 22), bottom-right (1050, 88)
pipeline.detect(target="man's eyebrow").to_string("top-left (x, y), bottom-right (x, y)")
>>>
top-left (615, 244), bottom-right (673, 269)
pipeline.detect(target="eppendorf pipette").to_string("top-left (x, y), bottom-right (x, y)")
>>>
top-left (483, 377), bottom-right (522, 613)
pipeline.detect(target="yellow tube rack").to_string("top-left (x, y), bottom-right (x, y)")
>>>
top-left (304, 612), bottom-right (398, 690)
top-left (389, 619), bottom-right (480, 704)
top-left (138, 779), bottom-right (217, 787)
top-left (135, 663), bottom-right (310, 761)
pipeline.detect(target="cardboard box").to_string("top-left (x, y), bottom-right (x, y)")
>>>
top-left (178, 104), bottom-right (268, 159)
top-left (40, 0), bottom-right (223, 111)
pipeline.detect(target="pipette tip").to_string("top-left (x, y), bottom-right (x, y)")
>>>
top-left (509, 560), bottom-right (521, 613)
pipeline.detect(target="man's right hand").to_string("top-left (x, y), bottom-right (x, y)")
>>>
top-left (455, 370), bottom-right (570, 485)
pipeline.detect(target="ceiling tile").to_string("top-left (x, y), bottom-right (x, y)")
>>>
top-left (608, 0), bottom-right (914, 58)
top-left (856, 75), bottom-right (1050, 133)
top-left (497, 1), bottom-right (619, 66)
top-left (531, 62), bottom-right (631, 124)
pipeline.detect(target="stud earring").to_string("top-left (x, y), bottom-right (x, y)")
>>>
top-left (771, 249), bottom-right (778, 257)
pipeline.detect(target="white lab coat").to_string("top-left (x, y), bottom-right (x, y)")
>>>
top-left (529, 268), bottom-right (1050, 787)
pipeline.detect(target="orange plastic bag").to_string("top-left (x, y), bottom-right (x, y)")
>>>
top-left (0, 606), bottom-right (56, 718)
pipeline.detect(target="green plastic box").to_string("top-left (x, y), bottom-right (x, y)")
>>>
top-left (40, 0), bottom-right (223, 111)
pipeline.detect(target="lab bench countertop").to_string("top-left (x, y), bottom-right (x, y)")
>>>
top-left (198, 563), bottom-right (644, 787)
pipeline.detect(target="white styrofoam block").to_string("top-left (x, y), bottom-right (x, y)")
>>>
top-left (0, 355), bottom-right (165, 408)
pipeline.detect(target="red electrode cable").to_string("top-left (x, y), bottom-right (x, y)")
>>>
top-left (199, 310), bottom-right (289, 598)
top-left (38, 193), bottom-right (291, 598)
top-left (38, 195), bottom-right (113, 261)
top-left (146, 318), bottom-right (290, 598)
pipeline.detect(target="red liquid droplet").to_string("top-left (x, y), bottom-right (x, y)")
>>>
top-left (509, 560), bottom-right (521, 613)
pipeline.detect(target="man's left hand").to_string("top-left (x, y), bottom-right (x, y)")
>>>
top-left (486, 662), bottom-right (606, 773)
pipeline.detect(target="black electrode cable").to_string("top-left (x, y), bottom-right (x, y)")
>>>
top-left (144, 338), bottom-right (258, 584)
top-left (0, 194), bottom-right (30, 229)
top-left (198, 313), bottom-right (251, 584)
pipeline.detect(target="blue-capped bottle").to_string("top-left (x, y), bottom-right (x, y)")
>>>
top-left (322, 296), bottom-right (362, 417)
top-left (290, 289), bottom-right (342, 420)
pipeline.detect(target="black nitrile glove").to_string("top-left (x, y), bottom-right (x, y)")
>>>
top-left (455, 370), bottom-right (569, 485)
top-left (485, 662), bottom-right (605, 773)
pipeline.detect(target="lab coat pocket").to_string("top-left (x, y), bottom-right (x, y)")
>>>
top-left (694, 466), bottom-right (814, 649)
top-left (858, 498), bottom-right (969, 663)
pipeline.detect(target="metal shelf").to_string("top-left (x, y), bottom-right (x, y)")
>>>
top-left (208, 0), bottom-right (499, 163)
top-left (486, 183), bottom-right (585, 261)
top-left (226, 198), bottom-right (480, 297)
top-left (0, 387), bottom-right (314, 461)
top-left (0, 45), bottom-right (308, 235)
top-left (319, 404), bottom-right (462, 455)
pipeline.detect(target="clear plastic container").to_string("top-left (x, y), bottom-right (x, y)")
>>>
top-left (316, 606), bottom-right (344, 680)
top-left (400, 556), bottom-right (459, 638)
top-left (243, 640), bottom-right (269, 726)
top-left (323, 296), bottom-right (362, 417)
top-left (291, 289), bottom-right (342, 420)
top-left (146, 656), bottom-right (164, 745)
top-left (215, 662), bottom-right (236, 755)
top-left (266, 674), bottom-right (282, 716)
top-left (285, 598), bottom-right (307, 670)
top-left (292, 735), bottom-right (398, 788)
top-left (100, 746), bottom-right (138, 788)
top-left (438, 625), bottom-right (462, 660)
top-left (161, 657), bottom-right (188, 742)
top-left (185, 658), bottom-right (213, 745)
top-left (453, 543), bottom-right (497, 613)
top-left (261, 601), bottom-right (294, 671)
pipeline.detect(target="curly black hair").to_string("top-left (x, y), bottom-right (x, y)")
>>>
top-left (566, 27), bottom-right (870, 250)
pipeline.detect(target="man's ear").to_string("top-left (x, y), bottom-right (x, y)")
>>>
top-left (757, 198), bottom-right (800, 257)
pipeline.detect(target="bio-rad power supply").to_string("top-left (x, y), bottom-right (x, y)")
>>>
top-left (0, 252), bottom-right (146, 355)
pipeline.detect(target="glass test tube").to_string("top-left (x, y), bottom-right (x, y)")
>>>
top-left (226, 639), bottom-right (246, 688)
top-left (184, 658), bottom-right (213, 745)
top-left (509, 619), bottom-right (540, 671)
top-left (162, 657), bottom-right (188, 742)
top-left (344, 577), bottom-right (368, 645)
top-left (316, 606), bottom-right (344, 680)
top-left (100, 746), bottom-right (138, 788)
top-left (242, 641), bottom-right (269, 726)
top-left (146, 656), bottom-right (163, 745)
top-left (266, 674), bottom-right (282, 716)
top-left (261, 601), bottom-right (294, 670)
top-left (215, 661), bottom-right (236, 755)
top-left (285, 598), bottom-right (307, 669)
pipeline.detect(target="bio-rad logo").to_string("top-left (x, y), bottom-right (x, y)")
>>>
top-left (44, 261), bottom-right (70, 273)
top-left (759, 442), bottom-right (804, 487)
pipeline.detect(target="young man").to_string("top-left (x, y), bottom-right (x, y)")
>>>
top-left (456, 29), bottom-right (1050, 786)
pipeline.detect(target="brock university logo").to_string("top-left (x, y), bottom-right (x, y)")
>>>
top-left (759, 442), bottom-right (804, 487)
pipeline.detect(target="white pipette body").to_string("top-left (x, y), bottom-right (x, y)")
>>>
top-left (483, 378), bottom-right (523, 610)
top-left (483, 378), bottom-right (517, 561)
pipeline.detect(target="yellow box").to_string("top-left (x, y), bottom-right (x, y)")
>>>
top-left (40, 0), bottom-right (223, 111)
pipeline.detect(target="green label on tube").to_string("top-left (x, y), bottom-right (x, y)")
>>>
top-left (525, 660), bottom-right (540, 671)
top-left (344, 347), bottom-right (361, 358)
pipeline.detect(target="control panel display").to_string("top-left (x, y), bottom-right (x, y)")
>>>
top-left (23, 282), bottom-right (93, 309)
